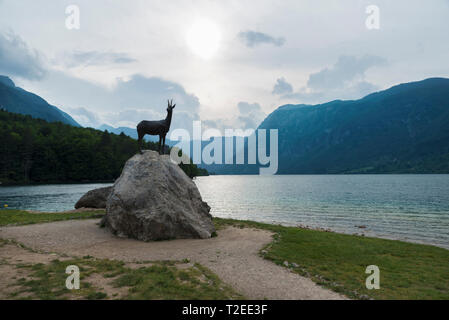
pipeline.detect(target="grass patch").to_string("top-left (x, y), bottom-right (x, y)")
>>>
top-left (9, 258), bottom-right (125, 300)
top-left (0, 209), bottom-right (105, 226)
top-left (8, 256), bottom-right (243, 300)
top-left (112, 262), bottom-right (241, 299)
top-left (214, 217), bottom-right (449, 300)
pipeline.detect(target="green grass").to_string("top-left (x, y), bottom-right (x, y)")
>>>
top-left (8, 257), bottom-right (243, 300)
top-left (214, 218), bottom-right (449, 300)
top-left (0, 209), bottom-right (105, 226)
top-left (112, 262), bottom-right (242, 299)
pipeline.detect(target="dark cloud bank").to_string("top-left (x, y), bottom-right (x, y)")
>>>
top-left (0, 31), bottom-right (46, 80)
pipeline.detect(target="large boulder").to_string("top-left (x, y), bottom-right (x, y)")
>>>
top-left (75, 186), bottom-right (112, 209)
top-left (101, 151), bottom-right (215, 241)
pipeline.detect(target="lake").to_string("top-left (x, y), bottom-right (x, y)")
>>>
top-left (0, 183), bottom-right (113, 213)
top-left (1, 175), bottom-right (448, 249)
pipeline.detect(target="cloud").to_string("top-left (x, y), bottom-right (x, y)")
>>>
top-left (238, 31), bottom-right (285, 48)
top-left (65, 107), bottom-right (101, 128)
top-left (201, 119), bottom-right (218, 130)
top-left (113, 75), bottom-right (200, 113)
top-left (281, 90), bottom-right (325, 103)
top-left (0, 31), bottom-right (46, 80)
top-left (236, 101), bottom-right (260, 114)
top-left (104, 109), bottom-right (163, 127)
top-left (61, 51), bottom-right (137, 67)
top-left (348, 81), bottom-right (380, 97)
top-left (307, 55), bottom-right (387, 91)
top-left (273, 55), bottom-right (387, 103)
top-left (205, 102), bottom-right (266, 134)
top-left (32, 71), bottom-right (201, 133)
top-left (238, 102), bottom-right (266, 129)
top-left (272, 77), bottom-right (293, 95)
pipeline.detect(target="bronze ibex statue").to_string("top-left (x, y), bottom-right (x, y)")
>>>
top-left (137, 99), bottom-right (175, 154)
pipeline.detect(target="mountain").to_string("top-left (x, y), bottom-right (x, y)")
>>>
top-left (203, 77), bottom-right (449, 174)
top-left (0, 75), bottom-right (80, 127)
top-left (98, 124), bottom-right (140, 139)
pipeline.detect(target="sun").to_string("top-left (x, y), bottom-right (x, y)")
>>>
top-left (186, 19), bottom-right (221, 60)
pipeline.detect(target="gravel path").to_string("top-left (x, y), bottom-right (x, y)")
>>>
top-left (0, 219), bottom-right (346, 300)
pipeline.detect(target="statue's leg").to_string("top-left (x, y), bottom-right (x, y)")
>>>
top-left (162, 136), bottom-right (166, 154)
top-left (138, 138), bottom-right (142, 154)
top-left (158, 136), bottom-right (162, 154)
top-left (137, 131), bottom-right (144, 154)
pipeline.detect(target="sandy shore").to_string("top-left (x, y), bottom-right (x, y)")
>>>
top-left (0, 219), bottom-right (346, 300)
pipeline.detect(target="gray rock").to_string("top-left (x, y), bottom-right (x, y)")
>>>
top-left (101, 150), bottom-right (215, 241)
top-left (75, 186), bottom-right (112, 209)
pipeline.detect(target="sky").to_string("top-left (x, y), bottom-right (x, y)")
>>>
top-left (0, 0), bottom-right (448, 134)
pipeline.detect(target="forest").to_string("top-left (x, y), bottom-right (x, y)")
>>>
top-left (0, 110), bottom-right (207, 185)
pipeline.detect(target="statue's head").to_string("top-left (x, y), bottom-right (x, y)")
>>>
top-left (167, 99), bottom-right (176, 112)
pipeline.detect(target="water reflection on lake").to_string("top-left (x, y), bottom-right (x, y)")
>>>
top-left (1, 175), bottom-right (449, 249)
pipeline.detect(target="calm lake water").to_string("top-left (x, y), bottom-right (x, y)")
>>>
top-left (0, 183), bottom-right (113, 213)
top-left (195, 175), bottom-right (449, 249)
top-left (1, 175), bottom-right (448, 249)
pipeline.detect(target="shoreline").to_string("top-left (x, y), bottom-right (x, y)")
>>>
top-left (3, 172), bottom-right (449, 187)
top-left (271, 220), bottom-right (449, 251)
top-left (0, 181), bottom-right (114, 187)
top-left (2, 207), bottom-right (448, 251)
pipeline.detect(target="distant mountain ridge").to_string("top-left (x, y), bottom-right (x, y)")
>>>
top-left (202, 77), bottom-right (449, 174)
top-left (98, 124), bottom-right (140, 139)
top-left (98, 124), bottom-right (177, 146)
top-left (0, 75), bottom-right (80, 127)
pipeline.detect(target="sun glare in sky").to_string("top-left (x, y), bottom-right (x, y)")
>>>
top-left (186, 19), bottom-right (221, 60)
